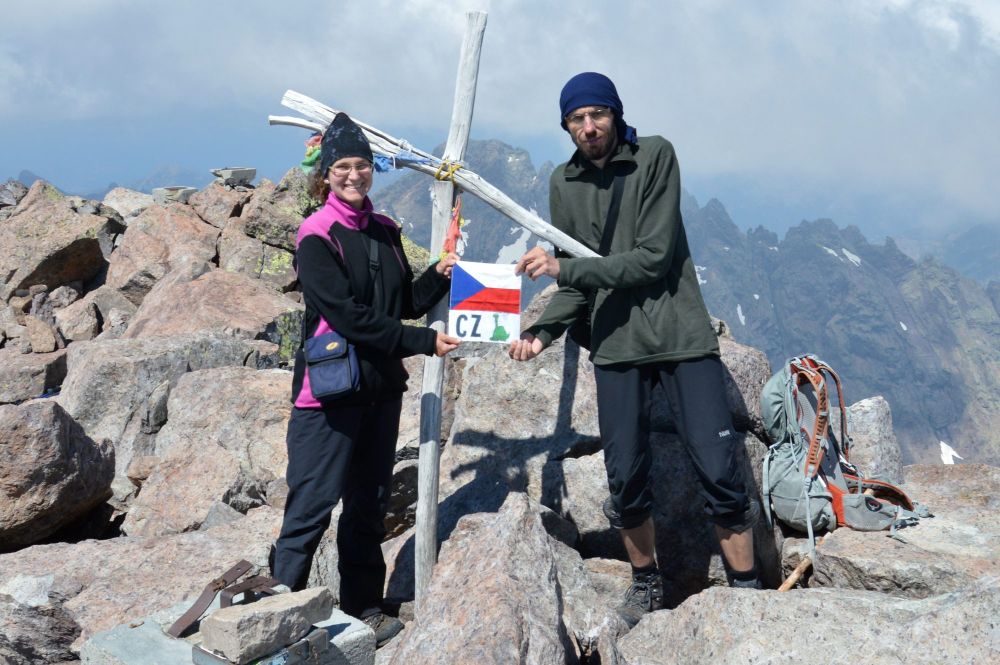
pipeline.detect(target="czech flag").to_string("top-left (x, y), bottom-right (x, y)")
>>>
top-left (448, 261), bottom-right (521, 343)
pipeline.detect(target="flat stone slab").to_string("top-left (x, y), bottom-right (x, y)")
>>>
top-left (315, 608), bottom-right (376, 665)
top-left (618, 581), bottom-right (1000, 665)
top-left (82, 601), bottom-right (375, 665)
top-left (784, 463), bottom-right (1000, 599)
top-left (210, 167), bottom-right (256, 188)
top-left (152, 186), bottom-right (198, 205)
top-left (193, 626), bottom-right (329, 665)
top-left (80, 604), bottom-right (198, 665)
top-left (200, 587), bottom-right (334, 664)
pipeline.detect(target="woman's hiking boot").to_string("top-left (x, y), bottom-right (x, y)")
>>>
top-left (362, 611), bottom-right (404, 648)
top-left (616, 569), bottom-right (664, 628)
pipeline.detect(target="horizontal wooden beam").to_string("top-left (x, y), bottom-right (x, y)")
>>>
top-left (269, 92), bottom-right (599, 260)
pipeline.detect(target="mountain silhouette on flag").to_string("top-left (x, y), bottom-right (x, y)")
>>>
top-left (450, 263), bottom-right (520, 314)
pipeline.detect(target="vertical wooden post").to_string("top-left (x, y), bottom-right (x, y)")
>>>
top-left (415, 11), bottom-right (488, 612)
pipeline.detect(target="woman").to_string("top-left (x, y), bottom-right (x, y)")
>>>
top-left (273, 112), bottom-right (460, 646)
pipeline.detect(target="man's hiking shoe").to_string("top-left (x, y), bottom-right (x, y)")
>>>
top-left (616, 570), bottom-right (664, 628)
top-left (362, 612), bottom-right (404, 647)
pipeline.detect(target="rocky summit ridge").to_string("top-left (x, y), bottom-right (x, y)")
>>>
top-left (0, 172), bottom-right (997, 664)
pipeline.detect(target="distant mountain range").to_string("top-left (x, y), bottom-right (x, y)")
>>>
top-left (13, 166), bottom-right (214, 200)
top-left (681, 197), bottom-right (999, 465)
top-left (376, 140), bottom-right (1000, 466)
top-left (935, 224), bottom-right (1000, 283)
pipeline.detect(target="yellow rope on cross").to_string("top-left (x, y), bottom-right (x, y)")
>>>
top-left (434, 160), bottom-right (462, 182)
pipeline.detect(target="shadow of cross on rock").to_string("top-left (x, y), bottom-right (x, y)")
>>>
top-left (385, 285), bottom-right (781, 608)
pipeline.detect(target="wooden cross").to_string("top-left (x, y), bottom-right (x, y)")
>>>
top-left (416, 11), bottom-right (486, 612)
top-left (269, 10), bottom-right (599, 614)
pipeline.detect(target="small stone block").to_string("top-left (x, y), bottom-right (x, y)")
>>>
top-left (315, 608), bottom-right (376, 665)
top-left (210, 167), bottom-right (256, 187)
top-left (200, 587), bottom-right (334, 664)
top-left (80, 619), bottom-right (193, 665)
top-left (192, 627), bottom-right (329, 665)
top-left (153, 186), bottom-right (198, 205)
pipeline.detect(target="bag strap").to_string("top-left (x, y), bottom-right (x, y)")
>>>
top-left (300, 222), bottom-right (385, 345)
top-left (219, 575), bottom-right (281, 609)
top-left (166, 559), bottom-right (254, 638)
top-left (366, 226), bottom-right (382, 308)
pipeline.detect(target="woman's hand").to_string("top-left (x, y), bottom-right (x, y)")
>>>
top-left (435, 252), bottom-right (459, 278)
top-left (435, 332), bottom-right (461, 357)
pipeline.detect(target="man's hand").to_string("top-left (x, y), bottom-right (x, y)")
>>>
top-left (515, 247), bottom-right (560, 281)
top-left (435, 332), bottom-right (460, 357)
top-left (435, 252), bottom-right (459, 278)
top-left (508, 332), bottom-right (543, 361)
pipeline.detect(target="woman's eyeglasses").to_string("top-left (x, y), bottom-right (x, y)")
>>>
top-left (330, 162), bottom-right (373, 177)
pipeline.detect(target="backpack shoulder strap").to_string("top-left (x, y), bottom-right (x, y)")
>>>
top-left (813, 358), bottom-right (851, 459)
top-left (789, 357), bottom-right (831, 479)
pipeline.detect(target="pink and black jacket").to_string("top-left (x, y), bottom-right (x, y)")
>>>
top-left (292, 192), bottom-right (449, 407)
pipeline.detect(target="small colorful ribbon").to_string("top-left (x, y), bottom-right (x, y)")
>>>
top-left (300, 133), bottom-right (322, 173)
top-left (440, 195), bottom-right (465, 260)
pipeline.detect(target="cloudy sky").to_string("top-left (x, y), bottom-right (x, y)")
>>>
top-left (2, 0), bottom-right (998, 244)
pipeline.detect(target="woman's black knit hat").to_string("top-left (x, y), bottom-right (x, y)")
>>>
top-left (319, 112), bottom-right (373, 175)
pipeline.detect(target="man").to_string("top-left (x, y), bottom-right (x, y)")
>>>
top-left (510, 72), bottom-right (760, 628)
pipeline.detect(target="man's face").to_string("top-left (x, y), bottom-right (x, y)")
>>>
top-left (565, 106), bottom-right (618, 163)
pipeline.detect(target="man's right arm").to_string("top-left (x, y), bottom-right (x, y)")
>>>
top-left (518, 179), bottom-right (588, 352)
top-left (522, 284), bottom-right (587, 349)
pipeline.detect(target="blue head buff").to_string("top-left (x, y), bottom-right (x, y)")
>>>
top-left (558, 72), bottom-right (637, 144)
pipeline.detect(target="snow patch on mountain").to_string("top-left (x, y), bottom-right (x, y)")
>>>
top-left (496, 227), bottom-right (532, 264)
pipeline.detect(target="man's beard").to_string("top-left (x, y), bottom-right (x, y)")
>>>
top-left (576, 132), bottom-right (617, 162)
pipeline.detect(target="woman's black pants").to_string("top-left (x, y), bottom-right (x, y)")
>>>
top-left (273, 398), bottom-right (401, 619)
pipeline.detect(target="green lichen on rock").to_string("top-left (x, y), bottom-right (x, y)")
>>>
top-left (40, 181), bottom-right (65, 203)
top-left (401, 233), bottom-right (432, 273)
top-left (258, 247), bottom-right (294, 278)
top-left (265, 309), bottom-right (305, 363)
top-left (295, 188), bottom-right (322, 219)
top-left (278, 167), bottom-right (321, 218)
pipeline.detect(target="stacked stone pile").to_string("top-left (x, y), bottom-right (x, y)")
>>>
top-left (0, 175), bottom-right (997, 664)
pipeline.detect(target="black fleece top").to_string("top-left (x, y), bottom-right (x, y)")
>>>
top-left (291, 221), bottom-right (449, 405)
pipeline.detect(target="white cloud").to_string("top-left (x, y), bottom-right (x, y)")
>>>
top-left (1, 0), bottom-right (998, 229)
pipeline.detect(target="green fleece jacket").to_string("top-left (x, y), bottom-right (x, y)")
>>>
top-left (525, 135), bottom-right (719, 365)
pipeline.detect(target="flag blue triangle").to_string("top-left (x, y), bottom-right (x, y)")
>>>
top-left (450, 263), bottom-right (487, 308)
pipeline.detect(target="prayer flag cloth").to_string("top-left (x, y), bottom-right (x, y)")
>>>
top-left (448, 261), bottom-right (521, 343)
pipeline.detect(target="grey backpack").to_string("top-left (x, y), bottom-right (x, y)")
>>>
top-left (759, 355), bottom-right (927, 556)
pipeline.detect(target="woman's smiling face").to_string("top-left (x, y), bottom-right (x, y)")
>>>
top-left (327, 157), bottom-right (372, 209)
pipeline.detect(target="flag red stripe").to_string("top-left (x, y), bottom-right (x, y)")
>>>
top-left (451, 288), bottom-right (520, 314)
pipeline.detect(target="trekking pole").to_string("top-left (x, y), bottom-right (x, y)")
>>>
top-left (778, 536), bottom-right (824, 591)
